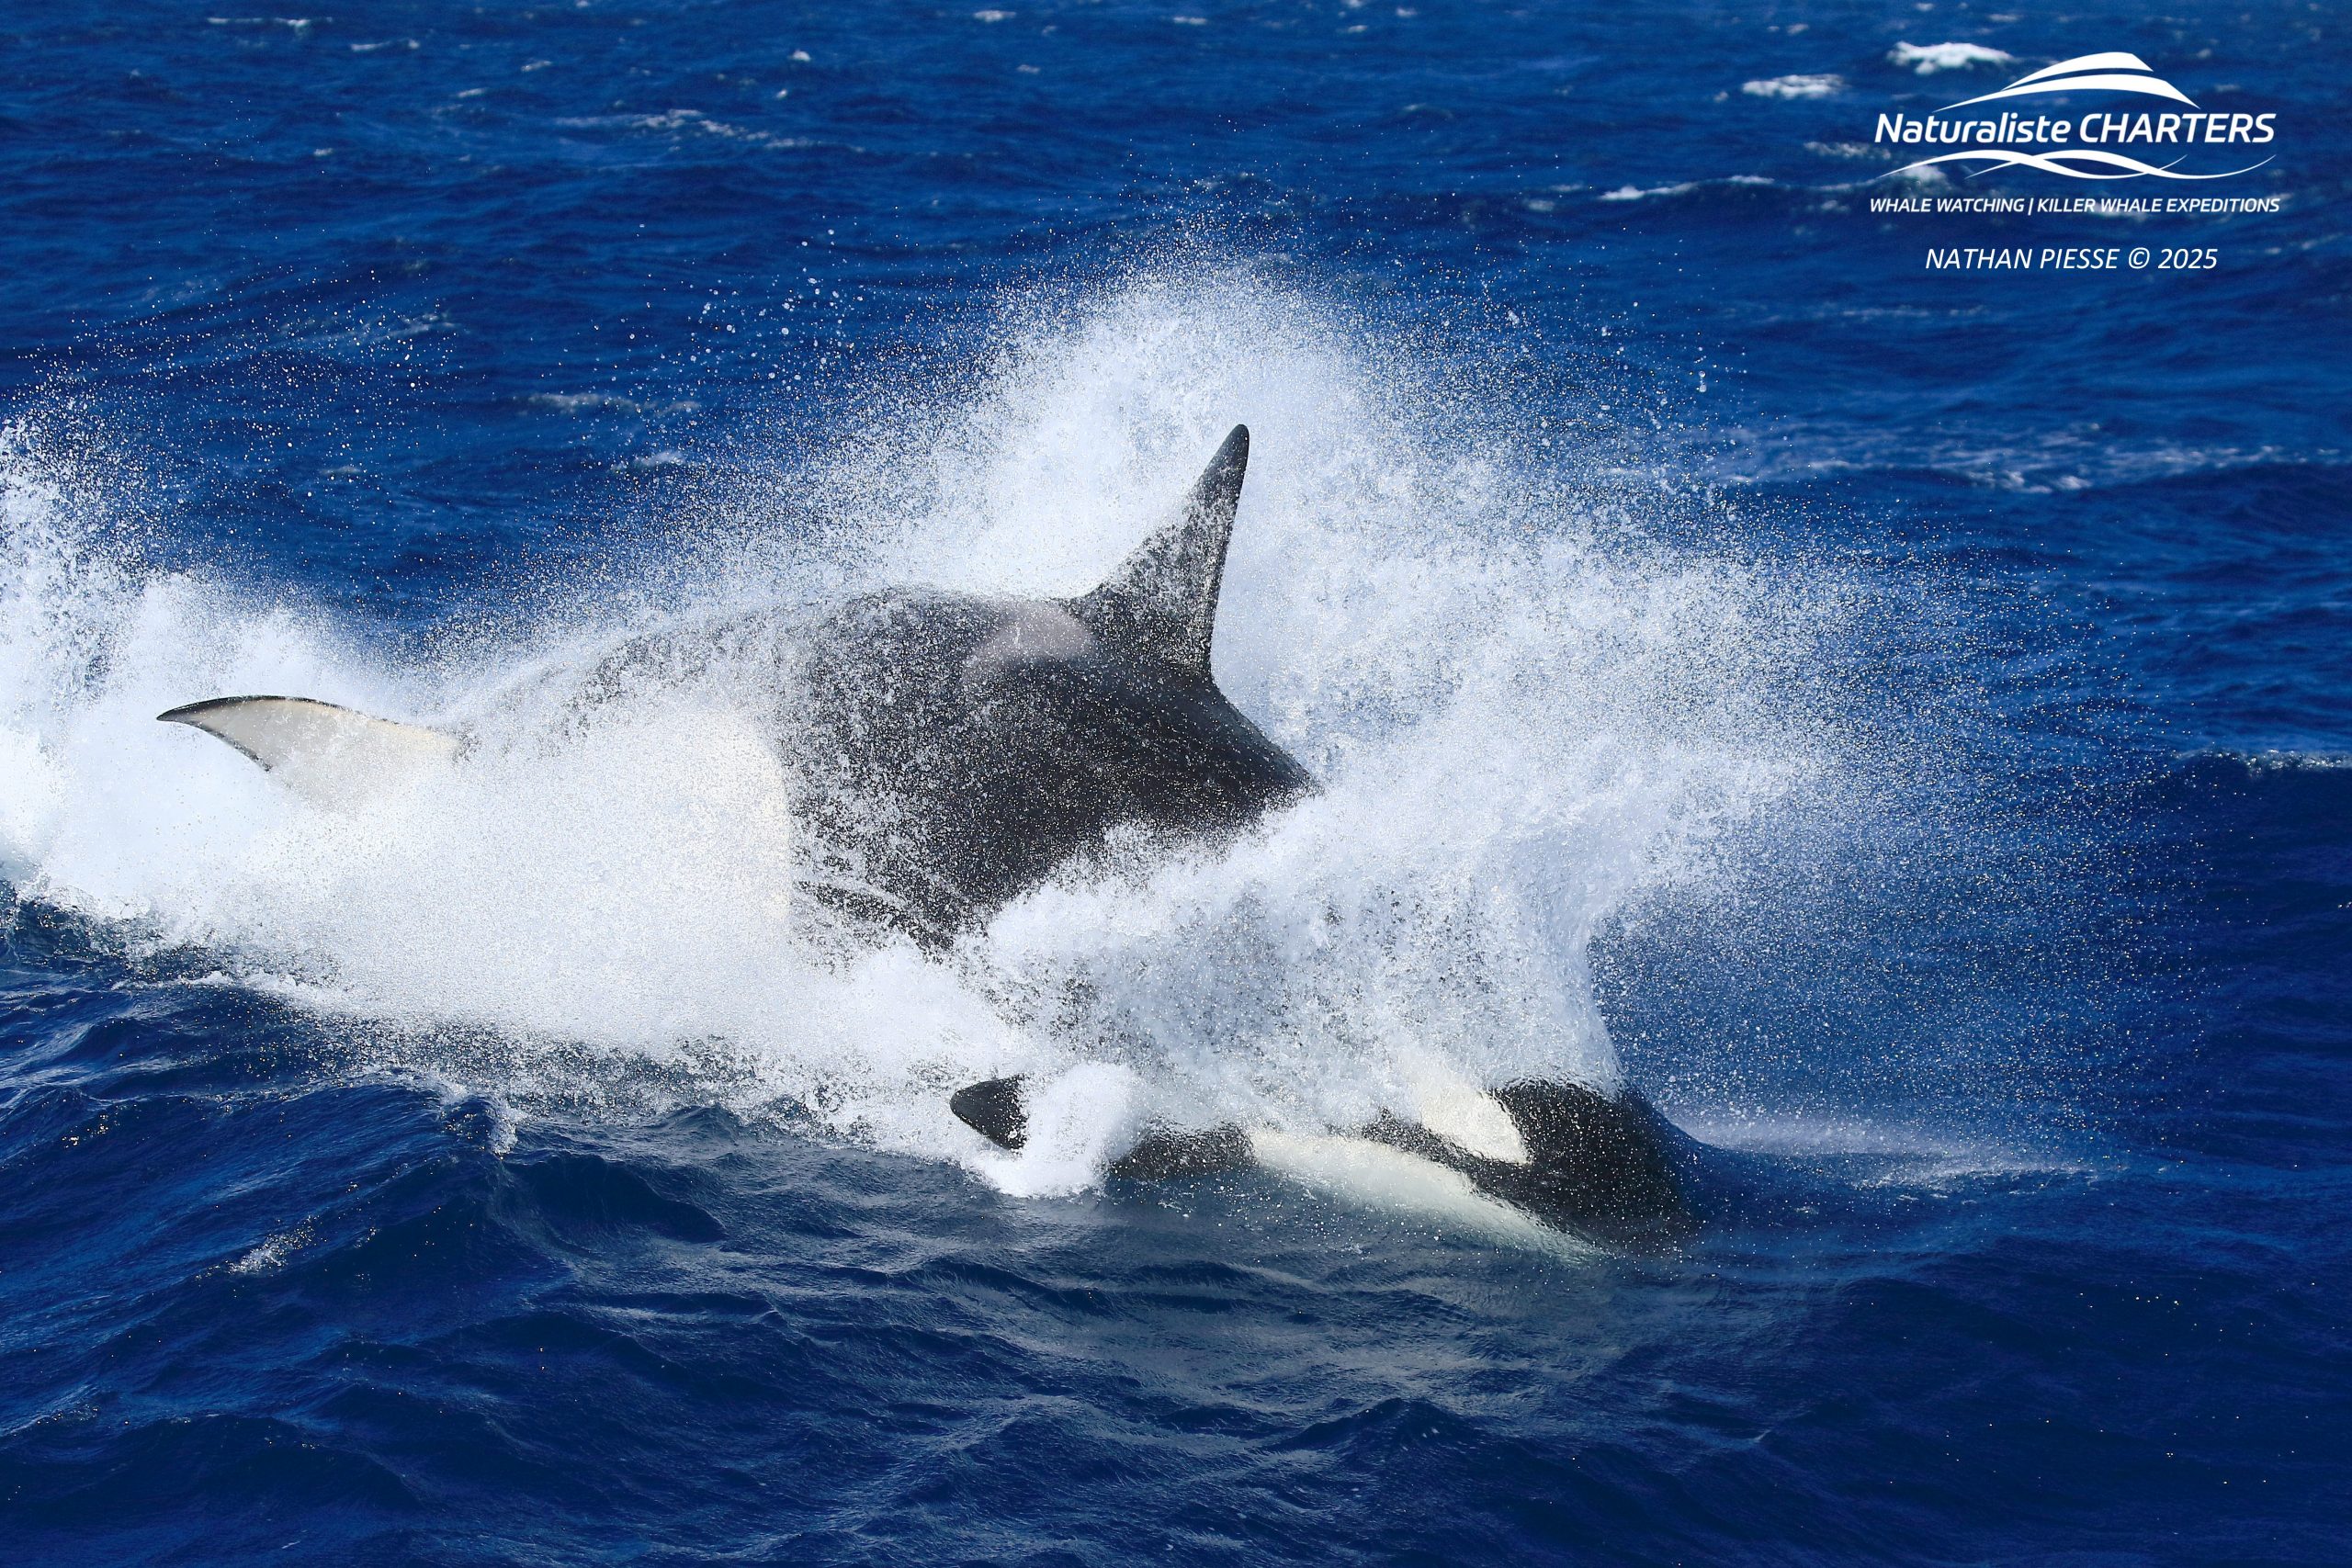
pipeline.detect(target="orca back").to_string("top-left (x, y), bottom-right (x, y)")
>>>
top-left (791, 587), bottom-right (1310, 944)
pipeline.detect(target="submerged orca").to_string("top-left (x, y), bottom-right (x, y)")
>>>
top-left (159, 425), bottom-right (1703, 1247)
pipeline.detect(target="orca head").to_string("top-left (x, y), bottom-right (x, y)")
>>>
top-left (1477, 1080), bottom-right (1703, 1248)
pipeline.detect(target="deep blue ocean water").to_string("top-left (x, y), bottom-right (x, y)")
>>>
top-left (2, 2), bottom-right (2347, 1562)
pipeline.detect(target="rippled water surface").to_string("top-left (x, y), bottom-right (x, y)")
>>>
top-left (2, 3), bottom-right (2346, 1562)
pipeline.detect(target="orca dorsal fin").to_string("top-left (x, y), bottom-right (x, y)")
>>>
top-left (1068, 423), bottom-right (1249, 683)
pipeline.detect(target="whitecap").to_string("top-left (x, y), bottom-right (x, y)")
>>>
top-left (1889, 41), bottom-right (2016, 75)
top-left (1599, 174), bottom-right (1774, 202)
top-left (1741, 73), bottom-right (1843, 100)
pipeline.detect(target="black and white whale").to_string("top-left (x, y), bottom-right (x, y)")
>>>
top-left (159, 424), bottom-right (1706, 1248)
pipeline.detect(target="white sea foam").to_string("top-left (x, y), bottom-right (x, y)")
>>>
top-left (228, 1222), bottom-right (314, 1274)
top-left (0, 275), bottom-right (1834, 1200)
top-left (1600, 174), bottom-right (1774, 203)
top-left (552, 109), bottom-right (822, 152)
top-left (1741, 74), bottom-right (1843, 101)
top-left (1889, 42), bottom-right (2015, 75)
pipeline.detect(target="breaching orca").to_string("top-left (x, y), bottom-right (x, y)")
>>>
top-left (159, 424), bottom-right (1704, 1248)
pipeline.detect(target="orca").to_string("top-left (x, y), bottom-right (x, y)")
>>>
top-left (159, 424), bottom-right (1705, 1248)
top-left (953, 1070), bottom-right (1701, 1249)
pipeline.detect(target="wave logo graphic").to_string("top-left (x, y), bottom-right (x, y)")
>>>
top-left (1898, 146), bottom-right (2256, 181)
top-left (1875, 51), bottom-right (2276, 181)
top-left (1939, 51), bottom-right (2196, 112)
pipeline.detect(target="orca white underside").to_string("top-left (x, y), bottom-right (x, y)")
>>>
top-left (1245, 1128), bottom-right (1598, 1255)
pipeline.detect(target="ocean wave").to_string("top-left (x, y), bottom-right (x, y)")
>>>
top-left (1889, 41), bottom-right (2015, 75)
top-left (552, 108), bottom-right (829, 152)
top-left (526, 391), bottom-right (700, 417)
top-left (1742, 73), bottom-right (1843, 100)
top-left (1600, 174), bottom-right (1776, 202)
top-left (2180, 747), bottom-right (2352, 775)
top-left (1699, 427), bottom-right (2329, 492)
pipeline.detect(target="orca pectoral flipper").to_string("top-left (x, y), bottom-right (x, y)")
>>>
top-left (159, 694), bottom-right (462, 809)
top-left (950, 1075), bottom-right (1031, 1150)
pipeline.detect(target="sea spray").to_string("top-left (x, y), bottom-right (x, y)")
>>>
top-left (0, 276), bottom-right (1832, 1188)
